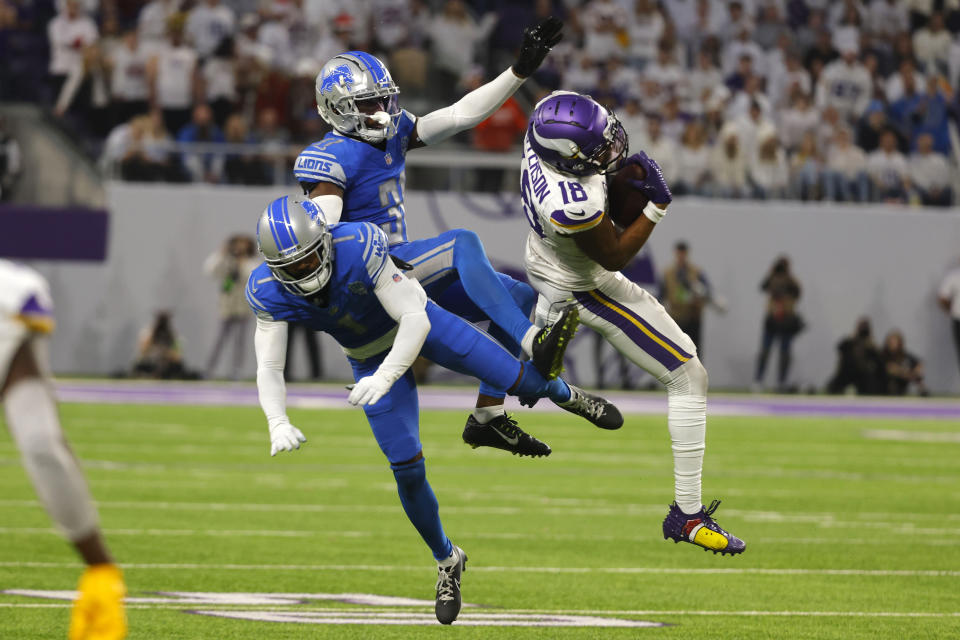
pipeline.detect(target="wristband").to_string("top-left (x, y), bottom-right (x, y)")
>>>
top-left (642, 202), bottom-right (667, 224)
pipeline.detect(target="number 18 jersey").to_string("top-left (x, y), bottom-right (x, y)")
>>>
top-left (520, 133), bottom-right (609, 291)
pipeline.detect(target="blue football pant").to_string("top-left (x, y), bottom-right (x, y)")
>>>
top-left (348, 302), bottom-right (566, 560)
top-left (391, 229), bottom-right (537, 399)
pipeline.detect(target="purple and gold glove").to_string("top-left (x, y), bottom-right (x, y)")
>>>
top-left (621, 151), bottom-right (673, 205)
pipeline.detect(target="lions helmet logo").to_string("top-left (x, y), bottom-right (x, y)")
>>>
top-left (320, 64), bottom-right (354, 95)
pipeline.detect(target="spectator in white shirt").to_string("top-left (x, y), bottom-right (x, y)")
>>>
top-left (749, 130), bottom-right (790, 199)
top-left (644, 41), bottom-right (687, 102)
top-left (185, 0), bottom-right (235, 59)
top-left (627, 0), bottom-right (665, 70)
top-left (47, 0), bottom-right (99, 109)
top-left (106, 29), bottom-right (150, 123)
top-left (909, 132), bottom-right (953, 206)
top-left (823, 128), bottom-right (869, 202)
top-left (428, 0), bottom-right (496, 100)
top-left (563, 54), bottom-right (600, 94)
top-left (866, 0), bottom-right (909, 40)
top-left (913, 11), bottom-right (952, 74)
top-left (147, 13), bottom-right (200, 135)
top-left (643, 117), bottom-right (679, 186)
top-left (686, 50), bottom-right (723, 115)
top-left (138, 0), bottom-right (181, 49)
top-left (779, 90), bottom-right (820, 152)
top-left (866, 129), bottom-right (910, 202)
top-left (886, 58), bottom-right (925, 102)
top-left (202, 36), bottom-right (236, 127)
top-left (768, 50), bottom-right (812, 111)
top-left (789, 131), bottom-right (824, 200)
top-left (718, 1), bottom-right (754, 44)
top-left (675, 120), bottom-right (712, 195)
top-left (580, 0), bottom-right (629, 60)
top-left (710, 123), bottom-right (748, 198)
top-left (618, 97), bottom-right (647, 151)
top-left (815, 40), bottom-right (872, 123)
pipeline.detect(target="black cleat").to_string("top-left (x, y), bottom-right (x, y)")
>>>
top-left (556, 384), bottom-right (623, 430)
top-left (462, 414), bottom-right (552, 457)
top-left (530, 306), bottom-right (580, 380)
top-left (435, 545), bottom-right (467, 624)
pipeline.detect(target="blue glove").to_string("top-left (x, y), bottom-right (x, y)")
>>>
top-left (620, 151), bottom-right (673, 204)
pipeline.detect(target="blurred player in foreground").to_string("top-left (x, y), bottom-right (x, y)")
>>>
top-left (247, 196), bottom-right (622, 624)
top-left (294, 18), bottom-right (573, 455)
top-left (518, 91), bottom-right (745, 556)
top-left (0, 260), bottom-right (127, 639)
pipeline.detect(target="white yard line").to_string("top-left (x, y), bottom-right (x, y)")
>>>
top-left (1, 561), bottom-right (957, 577)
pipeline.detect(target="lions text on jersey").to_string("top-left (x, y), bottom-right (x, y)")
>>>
top-left (293, 110), bottom-right (417, 247)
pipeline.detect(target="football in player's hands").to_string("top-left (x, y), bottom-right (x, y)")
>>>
top-left (606, 163), bottom-right (649, 228)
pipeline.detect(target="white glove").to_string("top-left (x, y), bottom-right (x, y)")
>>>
top-left (347, 373), bottom-right (393, 406)
top-left (269, 421), bottom-right (306, 456)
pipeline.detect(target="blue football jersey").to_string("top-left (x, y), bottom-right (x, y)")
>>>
top-left (245, 222), bottom-right (399, 350)
top-left (293, 110), bottom-right (417, 247)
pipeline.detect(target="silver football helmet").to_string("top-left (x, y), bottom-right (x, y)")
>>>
top-left (256, 196), bottom-right (333, 297)
top-left (315, 51), bottom-right (401, 143)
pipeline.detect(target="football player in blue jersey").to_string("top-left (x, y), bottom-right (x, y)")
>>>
top-left (292, 18), bottom-right (573, 457)
top-left (248, 195), bottom-right (622, 624)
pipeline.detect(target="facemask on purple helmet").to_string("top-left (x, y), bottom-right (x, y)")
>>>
top-left (528, 91), bottom-right (628, 177)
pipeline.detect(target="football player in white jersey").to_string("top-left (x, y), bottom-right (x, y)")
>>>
top-left (519, 91), bottom-right (745, 555)
top-left (0, 260), bottom-right (127, 638)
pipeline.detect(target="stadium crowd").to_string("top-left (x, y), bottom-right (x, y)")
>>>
top-left (2, 0), bottom-right (960, 204)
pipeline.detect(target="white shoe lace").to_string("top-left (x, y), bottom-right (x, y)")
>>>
top-left (436, 566), bottom-right (457, 603)
top-left (573, 389), bottom-right (605, 420)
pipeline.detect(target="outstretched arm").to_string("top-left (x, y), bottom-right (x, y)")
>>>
top-left (410, 16), bottom-right (563, 149)
top-left (348, 263), bottom-right (431, 406)
top-left (254, 317), bottom-right (306, 455)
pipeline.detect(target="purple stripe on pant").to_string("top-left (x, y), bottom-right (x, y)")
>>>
top-left (574, 289), bottom-right (691, 372)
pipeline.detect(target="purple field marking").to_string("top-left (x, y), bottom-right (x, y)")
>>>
top-left (51, 380), bottom-right (960, 419)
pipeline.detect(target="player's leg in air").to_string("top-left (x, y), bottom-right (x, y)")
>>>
top-left (0, 263), bottom-right (127, 639)
top-left (392, 232), bottom-right (580, 455)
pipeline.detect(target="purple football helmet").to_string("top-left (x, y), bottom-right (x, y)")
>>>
top-left (528, 91), bottom-right (628, 177)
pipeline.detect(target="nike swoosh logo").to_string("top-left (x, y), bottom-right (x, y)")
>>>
top-left (491, 426), bottom-right (519, 446)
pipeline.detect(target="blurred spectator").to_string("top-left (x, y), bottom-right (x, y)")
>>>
top-left (687, 49), bottom-right (723, 115)
top-left (768, 50), bottom-right (812, 111)
top-left (912, 11), bottom-right (951, 74)
top-left (564, 54), bottom-right (600, 94)
top-left (252, 106), bottom-right (290, 184)
top-left (938, 261), bottom-right (960, 382)
top-left (223, 112), bottom-right (267, 185)
top-left (427, 0), bottom-right (496, 101)
top-left (754, 256), bottom-right (803, 392)
top-left (176, 102), bottom-right (224, 183)
top-left (748, 131), bottom-right (789, 199)
top-left (203, 234), bottom-right (258, 379)
top-left (881, 330), bottom-right (928, 396)
top-left (580, 0), bottom-right (628, 61)
top-left (117, 111), bottom-right (174, 181)
top-left (824, 128), bottom-right (870, 202)
top-left (719, 1), bottom-right (753, 45)
top-left (627, 0), bottom-right (665, 69)
top-left (105, 29), bottom-right (150, 124)
top-left (644, 40), bottom-right (687, 101)
top-left (885, 58), bottom-right (924, 103)
top-left (138, 0), bottom-right (181, 48)
top-left (185, 0), bottom-right (234, 59)
top-left (0, 115), bottom-right (21, 201)
top-left (867, 0), bottom-right (909, 40)
top-left (47, 0), bottom-right (98, 114)
top-left (826, 317), bottom-right (885, 395)
top-left (866, 128), bottom-right (910, 202)
top-left (371, 0), bottom-right (415, 52)
top-left (710, 123), bottom-right (748, 198)
top-left (780, 91), bottom-right (819, 152)
top-left (472, 81), bottom-right (526, 192)
top-left (147, 13), bottom-right (199, 135)
top-left (908, 75), bottom-right (950, 153)
top-left (618, 97), bottom-right (647, 148)
top-left (674, 121), bottom-right (712, 195)
top-left (643, 117), bottom-right (679, 186)
top-left (909, 132), bottom-right (953, 206)
top-left (132, 311), bottom-right (195, 379)
top-left (723, 26), bottom-right (765, 78)
top-left (790, 131), bottom-right (824, 200)
top-left (815, 40), bottom-right (872, 122)
top-left (754, 4), bottom-right (789, 51)
top-left (202, 36), bottom-right (237, 127)
top-left (856, 101), bottom-right (894, 152)
top-left (659, 241), bottom-right (715, 354)
top-left (659, 96), bottom-right (686, 141)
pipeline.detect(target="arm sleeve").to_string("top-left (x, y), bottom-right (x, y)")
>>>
top-left (415, 67), bottom-right (525, 146)
top-left (309, 193), bottom-right (343, 225)
top-left (371, 263), bottom-right (430, 385)
top-left (254, 317), bottom-right (290, 429)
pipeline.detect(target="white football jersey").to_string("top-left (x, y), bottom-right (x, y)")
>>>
top-left (520, 133), bottom-right (609, 291)
top-left (0, 260), bottom-right (55, 335)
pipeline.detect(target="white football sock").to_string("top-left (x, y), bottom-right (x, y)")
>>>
top-left (662, 358), bottom-right (708, 514)
top-left (4, 379), bottom-right (99, 541)
top-left (520, 326), bottom-right (538, 359)
top-left (472, 405), bottom-right (505, 424)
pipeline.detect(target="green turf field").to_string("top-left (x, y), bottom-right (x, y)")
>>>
top-left (1, 401), bottom-right (958, 639)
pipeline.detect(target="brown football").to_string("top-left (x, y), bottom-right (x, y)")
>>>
top-left (606, 163), bottom-right (648, 228)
